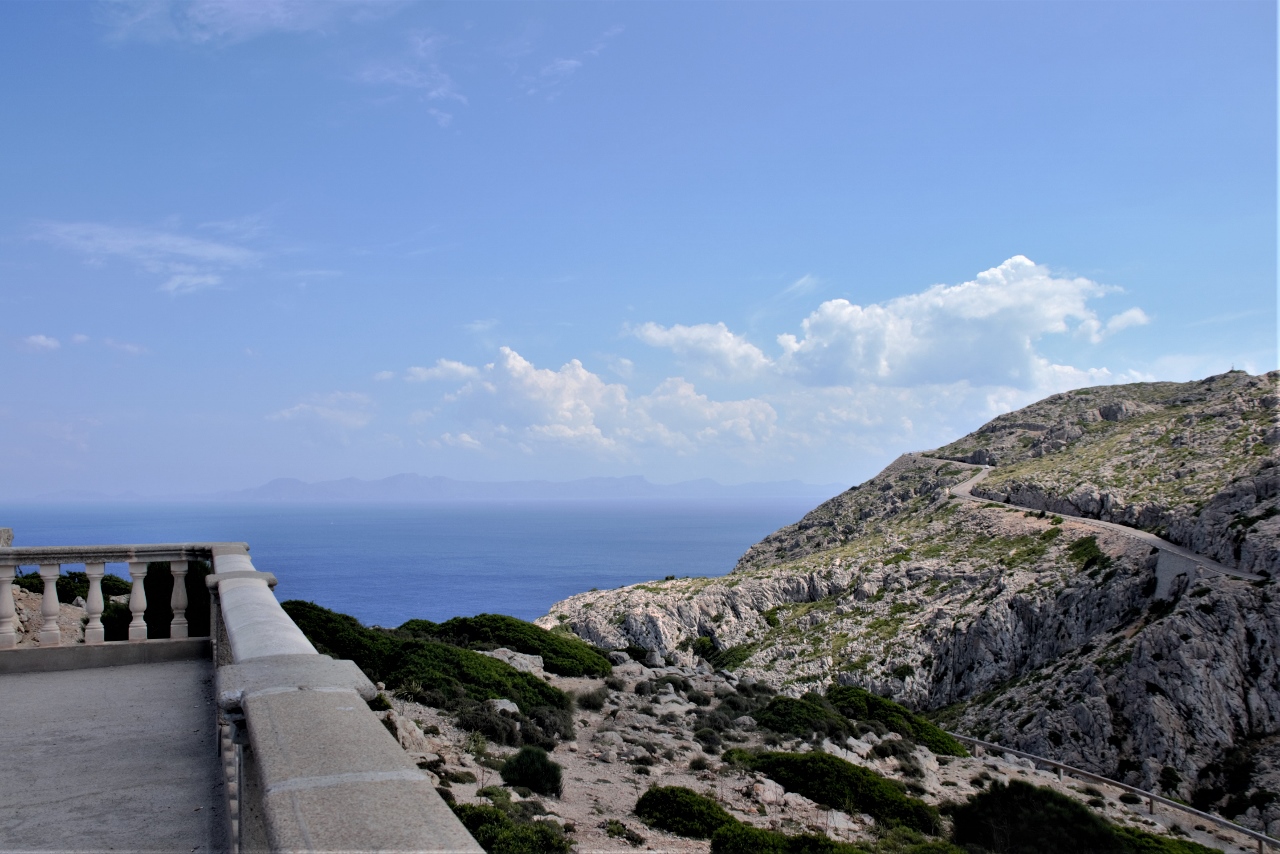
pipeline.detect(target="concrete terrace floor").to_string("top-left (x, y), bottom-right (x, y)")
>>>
top-left (0, 659), bottom-right (226, 853)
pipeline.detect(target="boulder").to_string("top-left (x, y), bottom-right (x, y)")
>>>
top-left (485, 699), bottom-right (519, 716)
top-left (479, 648), bottom-right (545, 674)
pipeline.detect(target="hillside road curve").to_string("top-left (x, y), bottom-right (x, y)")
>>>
top-left (924, 455), bottom-right (1264, 583)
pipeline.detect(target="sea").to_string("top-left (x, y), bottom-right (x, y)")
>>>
top-left (0, 500), bottom-right (821, 626)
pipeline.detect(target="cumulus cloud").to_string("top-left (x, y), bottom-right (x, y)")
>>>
top-left (269, 392), bottom-right (373, 430)
top-left (414, 347), bottom-right (781, 459)
top-left (395, 257), bottom-right (1152, 481)
top-left (633, 322), bottom-right (772, 380)
top-left (774, 256), bottom-right (1121, 388)
top-left (405, 360), bottom-right (480, 382)
top-left (373, 370), bottom-right (395, 381)
top-left (22, 335), bottom-right (60, 351)
top-left (36, 221), bottom-right (259, 295)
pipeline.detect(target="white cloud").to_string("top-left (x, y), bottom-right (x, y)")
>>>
top-left (440, 432), bottom-right (483, 451)
top-left (1105, 307), bottom-right (1150, 335)
top-left (161, 273), bottom-right (223, 294)
top-left (36, 221), bottom-right (259, 295)
top-left (268, 392), bottom-right (373, 430)
top-left (522, 26), bottom-right (622, 97)
top-left (775, 256), bottom-right (1131, 389)
top-left (782, 274), bottom-right (820, 296)
top-left (360, 63), bottom-right (465, 103)
top-left (395, 258), bottom-right (1153, 481)
top-left (71, 334), bottom-right (89, 344)
top-left (405, 360), bottom-right (480, 382)
top-left (22, 335), bottom-right (60, 351)
top-left (373, 370), bottom-right (395, 382)
top-left (105, 0), bottom-right (392, 44)
top-left (632, 322), bottom-right (771, 380)
top-left (105, 339), bottom-right (148, 356)
top-left (412, 347), bottom-right (783, 460)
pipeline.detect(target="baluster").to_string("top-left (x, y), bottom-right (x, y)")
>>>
top-left (84, 562), bottom-right (105, 645)
top-left (38, 563), bottom-right (62, 646)
top-left (170, 560), bottom-right (189, 639)
top-left (0, 565), bottom-right (15, 649)
top-left (128, 562), bottom-right (149, 641)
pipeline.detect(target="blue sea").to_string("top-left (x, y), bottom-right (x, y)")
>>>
top-left (0, 501), bottom-right (816, 626)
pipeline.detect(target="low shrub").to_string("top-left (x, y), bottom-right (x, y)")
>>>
top-left (754, 694), bottom-right (850, 741)
top-left (694, 727), bottom-right (722, 751)
top-left (283, 601), bottom-right (571, 718)
top-left (603, 818), bottom-right (646, 846)
top-left (457, 703), bottom-right (522, 746)
top-left (406, 613), bottom-right (612, 677)
top-left (450, 803), bottom-right (571, 854)
top-left (710, 822), bottom-right (867, 853)
top-left (745, 752), bottom-right (941, 834)
top-left (634, 786), bottom-right (736, 839)
top-left (826, 685), bottom-right (967, 757)
top-left (577, 686), bottom-right (609, 711)
top-left (950, 780), bottom-right (1122, 853)
top-left (500, 746), bottom-right (563, 797)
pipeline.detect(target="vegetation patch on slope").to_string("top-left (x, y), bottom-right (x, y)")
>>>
top-left (282, 600), bottom-right (571, 719)
top-left (399, 613), bottom-right (612, 677)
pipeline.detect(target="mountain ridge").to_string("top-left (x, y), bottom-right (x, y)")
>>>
top-left (540, 369), bottom-right (1280, 833)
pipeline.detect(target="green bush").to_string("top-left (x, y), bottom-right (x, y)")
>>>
top-left (826, 685), bottom-right (967, 757)
top-left (1113, 827), bottom-right (1220, 854)
top-left (710, 823), bottom-right (868, 853)
top-left (755, 694), bottom-right (850, 740)
top-left (450, 803), bottom-right (571, 854)
top-left (1067, 535), bottom-right (1113, 573)
top-left (635, 786), bottom-right (736, 839)
top-left (500, 746), bottom-right (563, 797)
top-left (390, 641), bottom-right (570, 713)
top-left (403, 613), bottom-right (612, 677)
top-left (282, 601), bottom-right (571, 717)
top-left (950, 779), bottom-right (1121, 853)
top-left (746, 752), bottom-right (941, 834)
top-left (283, 600), bottom-right (401, 675)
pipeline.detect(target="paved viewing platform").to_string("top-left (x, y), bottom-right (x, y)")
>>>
top-left (0, 658), bottom-right (225, 852)
top-left (0, 539), bottom-right (482, 853)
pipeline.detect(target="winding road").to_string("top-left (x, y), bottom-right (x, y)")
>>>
top-left (923, 456), bottom-right (1264, 583)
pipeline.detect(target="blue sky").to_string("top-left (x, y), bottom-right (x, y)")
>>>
top-left (1, 0), bottom-right (1275, 497)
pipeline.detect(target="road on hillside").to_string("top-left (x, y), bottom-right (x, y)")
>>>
top-left (922, 456), bottom-right (1262, 582)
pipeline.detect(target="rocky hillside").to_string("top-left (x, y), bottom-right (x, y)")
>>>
top-left (540, 370), bottom-right (1280, 833)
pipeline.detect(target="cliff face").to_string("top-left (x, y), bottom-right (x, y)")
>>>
top-left (538, 370), bottom-right (1280, 831)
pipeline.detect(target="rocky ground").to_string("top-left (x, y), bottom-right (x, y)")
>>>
top-left (539, 371), bottom-right (1280, 834)
top-left (376, 648), bottom-right (1261, 853)
top-left (9, 586), bottom-right (90, 646)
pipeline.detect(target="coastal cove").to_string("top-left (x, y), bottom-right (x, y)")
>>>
top-left (0, 499), bottom-right (823, 625)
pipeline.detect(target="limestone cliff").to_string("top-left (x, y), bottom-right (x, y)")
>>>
top-left (539, 370), bottom-right (1280, 831)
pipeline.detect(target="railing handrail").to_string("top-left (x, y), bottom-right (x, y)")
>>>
top-left (0, 542), bottom-right (248, 566)
top-left (952, 734), bottom-right (1278, 850)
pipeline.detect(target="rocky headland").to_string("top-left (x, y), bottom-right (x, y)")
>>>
top-left (539, 370), bottom-right (1280, 837)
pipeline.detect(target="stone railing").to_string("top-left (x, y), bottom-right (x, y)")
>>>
top-left (0, 542), bottom-right (227, 648)
top-left (1, 540), bottom-right (482, 853)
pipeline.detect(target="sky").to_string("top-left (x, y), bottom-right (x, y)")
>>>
top-left (0, 0), bottom-right (1275, 498)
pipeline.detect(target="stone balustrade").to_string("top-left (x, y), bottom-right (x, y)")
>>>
top-left (0, 542), bottom-right (230, 649)
top-left (1, 539), bottom-right (482, 853)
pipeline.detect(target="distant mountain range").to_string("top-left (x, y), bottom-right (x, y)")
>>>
top-left (205, 474), bottom-right (846, 504)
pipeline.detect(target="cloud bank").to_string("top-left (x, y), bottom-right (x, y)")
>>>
top-left (274, 257), bottom-right (1152, 481)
